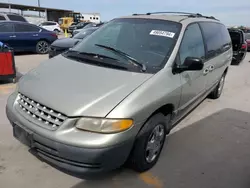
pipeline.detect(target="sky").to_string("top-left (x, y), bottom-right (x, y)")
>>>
top-left (2, 0), bottom-right (250, 26)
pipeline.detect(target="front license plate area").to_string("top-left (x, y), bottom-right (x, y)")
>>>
top-left (13, 123), bottom-right (33, 148)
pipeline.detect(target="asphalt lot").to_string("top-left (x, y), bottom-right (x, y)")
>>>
top-left (1, 53), bottom-right (250, 188)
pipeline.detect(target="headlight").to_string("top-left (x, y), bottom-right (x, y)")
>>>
top-left (75, 118), bottom-right (133, 133)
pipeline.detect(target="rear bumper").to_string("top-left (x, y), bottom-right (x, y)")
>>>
top-left (6, 95), bottom-right (134, 177)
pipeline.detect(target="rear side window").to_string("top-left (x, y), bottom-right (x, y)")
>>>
top-left (220, 26), bottom-right (232, 50)
top-left (179, 23), bottom-right (205, 65)
top-left (0, 16), bottom-right (6, 20)
top-left (15, 24), bottom-right (40, 32)
top-left (47, 22), bottom-right (56, 26)
top-left (7, 15), bottom-right (26, 22)
top-left (200, 22), bottom-right (231, 59)
top-left (0, 23), bottom-right (13, 32)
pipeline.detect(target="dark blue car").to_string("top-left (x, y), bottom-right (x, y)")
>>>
top-left (0, 21), bottom-right (58, 54)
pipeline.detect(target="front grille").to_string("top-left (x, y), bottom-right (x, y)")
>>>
top-left (16, 93), bottom-right (67, 130)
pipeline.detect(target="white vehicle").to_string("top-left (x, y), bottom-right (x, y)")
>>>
top-left (38, 21), bottom-right (62, 33)
top-left (79, 13), bottom-right (101, 24)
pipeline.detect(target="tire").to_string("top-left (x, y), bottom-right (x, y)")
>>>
top-left (128, 113), bottom-right (168, 172)
top-left (36, 40), bottom-right (49, 54)
top-left (54, 29), bottom-right (60, 34)
top-left (209, 73), bottom-right (226, 99)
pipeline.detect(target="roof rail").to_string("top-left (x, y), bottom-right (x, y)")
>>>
top-left (132, 11), bottom-right (219, 21)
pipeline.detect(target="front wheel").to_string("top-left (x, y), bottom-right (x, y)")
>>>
top-left (209, 74), bottom-right (226, 99)
top-left (36, 40), bottom-right (49, 54)
top-left (128, 113), bottom-right (168, 172)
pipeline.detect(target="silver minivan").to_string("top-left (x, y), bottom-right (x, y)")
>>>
top-left (6, 12), bottom-right (232, 176)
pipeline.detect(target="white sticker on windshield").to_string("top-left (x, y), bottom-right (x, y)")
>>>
top-left (150, 30), bottom-right (175, 38)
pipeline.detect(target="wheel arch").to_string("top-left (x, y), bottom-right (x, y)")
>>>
top-left (137, 103), bottom-right (175, 136)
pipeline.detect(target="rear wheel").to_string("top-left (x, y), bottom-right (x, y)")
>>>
top-left (128, 113), bottom-right (168, 172)
top-left (209, 73), bottom-right (226, 99)
top-left (54, 29), bottom-right (60, 34)
top-left (36, 40), bottom-right (49, 54)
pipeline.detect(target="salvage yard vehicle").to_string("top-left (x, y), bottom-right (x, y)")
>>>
top-left (228, 28), bottom-right (247, 64)
top-left (72, 22), bottom-right (105, 36)
top-left (0, 21), bottom-right (58, 54)
top-left (6, 12), bottom-right (232, 176)
top-left (0, 12), bottom-right (27, 22)
top-left (245, 33), bottom-right (250, 51)
top-left (49, 27), bottom-right (98, 58)
top-left (38, 21), bottom-right (62, 34)
top-left (68, 22), bottom-right (90, 34)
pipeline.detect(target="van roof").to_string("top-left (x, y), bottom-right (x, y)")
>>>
top-left (118, 12), bottom-right (221, 25)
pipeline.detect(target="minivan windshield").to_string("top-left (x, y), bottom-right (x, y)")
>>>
top-left (65, 18), bottom-right (181, 73)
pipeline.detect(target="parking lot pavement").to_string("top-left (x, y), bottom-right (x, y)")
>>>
top-left (1, 53), bottom-right (250, 188)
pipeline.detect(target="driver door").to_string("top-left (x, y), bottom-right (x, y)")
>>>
top-left (177, 23), bottom-right (209, 117)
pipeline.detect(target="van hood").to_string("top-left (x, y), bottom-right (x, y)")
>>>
top-left (18, 55), bottom-right (153, 117)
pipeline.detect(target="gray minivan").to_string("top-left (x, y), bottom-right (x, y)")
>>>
top-left (6, 12), bottom-right (232, 176)
top-left (0, 12), bottom-right (27, 22)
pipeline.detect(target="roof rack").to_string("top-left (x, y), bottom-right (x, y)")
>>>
top-left (132, 11), bottom-right (219, 21)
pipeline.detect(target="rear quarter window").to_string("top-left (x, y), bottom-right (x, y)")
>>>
top-left (7, 15), bottom-right (26, 22)
top-left (200, 22), bottom-right (231, 59)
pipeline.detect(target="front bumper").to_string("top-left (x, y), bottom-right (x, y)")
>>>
top-left (6, 93), bottom-right (134, 176)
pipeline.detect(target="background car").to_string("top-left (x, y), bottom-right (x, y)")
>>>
top-left (228, 28), bottom-right (247, 64)
top-left (38, 21), bottom-right (62, 34)
top-left (0, 21), bottom-right (58, 54)
top-left (68, 22), bottom-right (90, 34)
top-left (72, 22), bottom-right (105, 36)
top-left (0, 12), bottom-right (27, 22)
top-left (245, 33), bottom-right (250, 51)
top-left (49, 27), bottom-right (98, 58)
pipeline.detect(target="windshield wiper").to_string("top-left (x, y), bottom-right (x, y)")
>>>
top-left (66, 49), bottom-right (118, 61)
top-left (95, 44), bottom-right (147, 72)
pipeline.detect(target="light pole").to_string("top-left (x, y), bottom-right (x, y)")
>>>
top-left (38, 0), bottom-right (41, 17)
top-left (8, 0), bottom-right (11, 13)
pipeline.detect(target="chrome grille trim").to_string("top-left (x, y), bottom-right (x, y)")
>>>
top-left (16, 93), bottom-right (67, 130)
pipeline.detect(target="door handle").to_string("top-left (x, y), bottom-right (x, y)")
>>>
top-left (208, 65), bottom-right (214, 72)
top-left (9, 35), bottom-right (16, 38)
top-left (33, 34), bottom-right (38, 37)
top-left (203, 68), bottom-right (209, 75)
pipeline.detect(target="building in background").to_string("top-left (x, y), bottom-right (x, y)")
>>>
top-left (0, 2), bottom-right (75, 25)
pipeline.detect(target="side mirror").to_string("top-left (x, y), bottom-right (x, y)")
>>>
top-left (174, 57), bottom-right (204, 73)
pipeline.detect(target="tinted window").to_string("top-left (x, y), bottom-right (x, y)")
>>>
top-left (15, 24), bottom-right (40, 32)
top-left (179, 23), bottom-right (205, 65)
top-left (200, 22), bottom-right (230, 59)
top-left (229, 31), bottom-right (241, 42)
top-left (71, 18), bottom-right (181, 69)
top-left (0, 16), bottom-right (6, 20)
top-left (47, 22), bottom-right (56, 26)
top-left (220, 26), bottom-right (232, 50)
top-left (0, 23), bottom-right (13, 32)
top-left (7, 15), bottom-right (26, 22)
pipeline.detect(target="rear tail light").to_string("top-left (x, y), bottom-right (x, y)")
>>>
top-left (241, 43), bottom-right (247, 49)
top-left (50, 33), bottom-right (58, 38)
